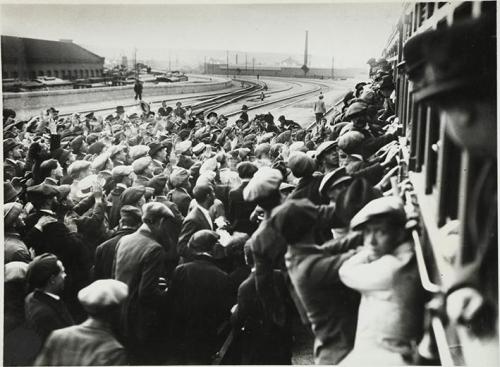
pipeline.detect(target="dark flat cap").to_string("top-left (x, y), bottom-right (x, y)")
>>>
top-left (270, 199), bottom-right (317, 243)
top-left (237, 162), bottom-right (258, 179)
top-left (288, 151), bottom-right (315, 178)
top-left (188, 229), bottom-right (220, 254)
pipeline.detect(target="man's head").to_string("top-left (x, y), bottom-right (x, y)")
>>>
top-left (78, 279), bottom-right (128, 321)
top-left (243, 167), bottom-right (283, 212)
top-left (119, 205), bottom-right (143, 229)
top-left (4, 138), bottom-right (23, 160)
top-left (188, 229), bottom-right (220, 255)
top-left (4, 202), bottom-right (24, 232)
top-left (351, 196), bottom-right (407, 258)
top-left (68, 160), bottom-right (92, 180)
top-left (26, 253), bottom-right (66, 294)
top-left (112, 165), bottom-right (134, 187)
top-left (142, 202), bottom-right (174, 240)
top-left (40, 159), bottom-right (63, 181)
top-left (149, 143), bottom-right (167, 163)
top-left (192, 184), bottom-right (215, 209)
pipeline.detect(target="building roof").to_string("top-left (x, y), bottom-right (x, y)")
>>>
top-left (1, 35), bottom-right (104, 65)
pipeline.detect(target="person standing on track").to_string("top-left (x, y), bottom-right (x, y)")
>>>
top-left (134, 79), bottom-right (143, 101)
top-left (313, 94), bottom-right (327, 125)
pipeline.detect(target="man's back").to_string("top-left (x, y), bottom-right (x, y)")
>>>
top-left (114, 228), bottom-right (165, 342)
top-left (34, 323), bottom-right (127, 366)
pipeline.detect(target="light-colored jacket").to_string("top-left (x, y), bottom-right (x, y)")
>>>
top-left (313, 99), bottom-right (327, 114)
top-left (339, 241), bottom-right (424, 365)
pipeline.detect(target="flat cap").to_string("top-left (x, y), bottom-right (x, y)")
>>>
top-left (319, 166), bottom-right (352, 196)
top-left (67, 160), bottom-right (91, 176)
top-left (344, 101), bottom-right (369, 119)
top-left (289, 141), bottom-right (306, 153)
top-left (4, 202), bottom-right (23, 228)
top-left (147, 174), bottom-right (168, 195)
top-left (254, 143), bottom-right (271, 158)
top-left (200, 158), bottom-right (219, 174)
top-left (170, 167), bottom-right (190, 188)
top-left (275, 130), bottom-right (292, 144)
top-left (27, 183), bottom-right (60, 198)
top-left (270, 199), bottom-right (317, 243)
top-left (243, 167), bottom-right (282, 202)
top-left (3, 138), bottom-right (21, 153)
top-left (70, 136), bottom-right (85, 152)
top-left (78, 279), bottom-right (128, 312)
top-left (338, 131), bottom-right (365, 154)
top-left (288, 151), bottom-right (315, 178)
top-left (148, 142), bottom-right (166, 157)
top-left (132, 156), bottom-right (152, 174)
top-left (188, 229), bottom-right (220, 253)
top-left (176, 140), bottom-right (192, 154)
top-left (112, 165), bottom-right (133, 180)
top-left (236, 162), bottom-right (258, 179)
top-left (91, 153), bottom-right (111, 171)
top-left (259, 132), bottom-right (275, 144)
top-left (108, 145), bottom-right (126, 159)
top-left (350, 196), bottom-right (406, 230)
top-left (120, 205), bottom-right (143, 225)
top-left (26, 253), bottom-right (60, 289)
top-left (142, 201), bottom-right (174, 222)
top-left (120, 186), bottom-right (146, 206)
top-left (129, 145), bottom-right (150, 160)
top-left (88, 141), bottom-right (106, 156)
top-left (315, 140), bottom-right (338, 160)
top-left (192, 142), bottom-right (206, 155)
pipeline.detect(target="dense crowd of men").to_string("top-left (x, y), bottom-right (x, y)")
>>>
top-left (4, 41), bottom-right (462, 365)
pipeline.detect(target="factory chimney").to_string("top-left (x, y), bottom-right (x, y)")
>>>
top-left (303, 30), bottom-right (308, 67)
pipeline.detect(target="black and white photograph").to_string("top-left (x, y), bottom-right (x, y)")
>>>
top-left (1, 0), bottom-right (498, 365)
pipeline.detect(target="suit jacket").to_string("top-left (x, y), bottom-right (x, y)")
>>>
top-left (177, 206), bottom-right (212, 262)
top-left (285, 240), bottom-right (360, 364)
top-left (5, 232), bottom-right (31, 263)
top-left (167, 188), bottom-right (191, 217)
top-left (34, 322), bottom-right (127, 366)
top-left (233, 271), bottom-right (292, 365)
top-left (114, 227), bottom-right (166, 345)
top-left (169, 255), bottom-right (234, 364)
top-left (228, 181), bottom-right (258, 235)
top-left (25, 290), bottom-right (74, 343)
top-left (93, 227), bottom-right (135, 280)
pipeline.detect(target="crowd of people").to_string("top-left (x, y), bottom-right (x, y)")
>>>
top-left (4, 62), bottom-right (425, 366)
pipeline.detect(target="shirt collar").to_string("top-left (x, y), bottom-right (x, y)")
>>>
top-left (44, 291), bottom-right (60, 301)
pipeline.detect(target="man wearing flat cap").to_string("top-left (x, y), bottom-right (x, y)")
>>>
top-left (35, 279), bottom-right (128, 366)
top-left (272, 199), bottom-right (361, 365)
top-left (4, 202), bottom-right (31, 264)
top-left (94, 205), bottom-right (142, 280)
top-left (177, 184), bottom-right (216, 262)
top-left (339, 196), bottom-right (423, 365)
top-left (4, 138), bottom-right (25, 180)
top-left (169, 229), bottom-right (234, 364)
top-left (67, 160), bottom-right (92, 202)
top-left (108, 165), bottom-right (134, 228)
top-left (228, 162), bottom-right (259, 235)
top-left (114, 202), bottom-right (173, 364)
top-left (316, 140), bottom-right (339, 174)
top-left (287, 151), bottom-right (326, 205)
top-left (149, 142), bottom-right (168, 175)
top-left (132, 156), bottom-right (154, 187)
top-left (167, 167), bottom-right (192, 217)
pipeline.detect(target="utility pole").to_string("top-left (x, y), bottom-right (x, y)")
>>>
top-left (245, 53), bottom-right (248, 72)
top-left (226, 50), bottom-right (229, 78)
top-left (134, 47), bottom-right (137, 78)
top-left (331, 56), bottom-right (334, 79)
top-left (252, 57), bottom-right (255, 74)
top-left (204, 56), bottom-right (207, 74)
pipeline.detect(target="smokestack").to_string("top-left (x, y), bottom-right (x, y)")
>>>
top-left (304, 30), bottom-right (308, 67)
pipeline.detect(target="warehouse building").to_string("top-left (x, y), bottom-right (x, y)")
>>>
top-left (1, 36), bottom-right (105, 81)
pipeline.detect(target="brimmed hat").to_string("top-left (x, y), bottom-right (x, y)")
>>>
top-left (318, 166), bottom-right (352, 196)
top-left (350, 196), bottom-right (406, 230)
top-left (315, 140), bottom-right (338, 160)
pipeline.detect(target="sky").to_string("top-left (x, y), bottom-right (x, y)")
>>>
top-left (1, 1), bottom-right (403, 68)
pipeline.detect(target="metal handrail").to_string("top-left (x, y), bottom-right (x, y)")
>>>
top-left (432, 316), bottom-right (455, 366)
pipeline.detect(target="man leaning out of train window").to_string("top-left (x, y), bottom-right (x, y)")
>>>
top-left (338, 196), bottom-right (425, 366)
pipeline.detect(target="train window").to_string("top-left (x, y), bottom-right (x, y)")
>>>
top-left (423, 106), bottom-right (439, 194)
top-left (453, 2), bottom-right (473, 22)
top-left (47, 70), bottom-right (52, 77)
top-left (427, 2), bottom-right (435, 18)
top-left (38, 70), bottom-right (44, 76)
top-left (54, 70), bottom-right (59, 78)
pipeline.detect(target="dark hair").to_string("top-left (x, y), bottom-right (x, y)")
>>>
top-left (26, 253), bottom-right (60, 290)
top-left (39, 159), bottom-right (59, 182)
top-left (192, 184), bottom-right (213, 202)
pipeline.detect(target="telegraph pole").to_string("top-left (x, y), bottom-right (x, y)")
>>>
top-left (204, 56), bottom-right (207, 74)
top-left (134, 47), bottom-right (137, 78)
top-left (226, 50), bottom-right (229, 78)
top-left (331, 56), bottom-right (334, 79)
top-left (245, 53), bottom-right (248, 72)
top-left (252, 57), bottom-right (255, 75)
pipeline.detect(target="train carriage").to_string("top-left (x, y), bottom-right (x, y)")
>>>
top-left (382, 2), bottom-right (497, 365)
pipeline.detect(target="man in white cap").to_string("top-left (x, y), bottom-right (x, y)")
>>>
top-left (339, 196), bottom-right (423, 365)
top-left (113, 202), bottom-right (173, 364)
top-left (34, 279), bottom-right (128, 366)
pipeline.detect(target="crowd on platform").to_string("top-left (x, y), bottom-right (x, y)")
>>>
top-left (3, 46), bottom-right (446, 365)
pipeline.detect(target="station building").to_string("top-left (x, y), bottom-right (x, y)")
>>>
top-left (1, 36), bottom-right (105, 81)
